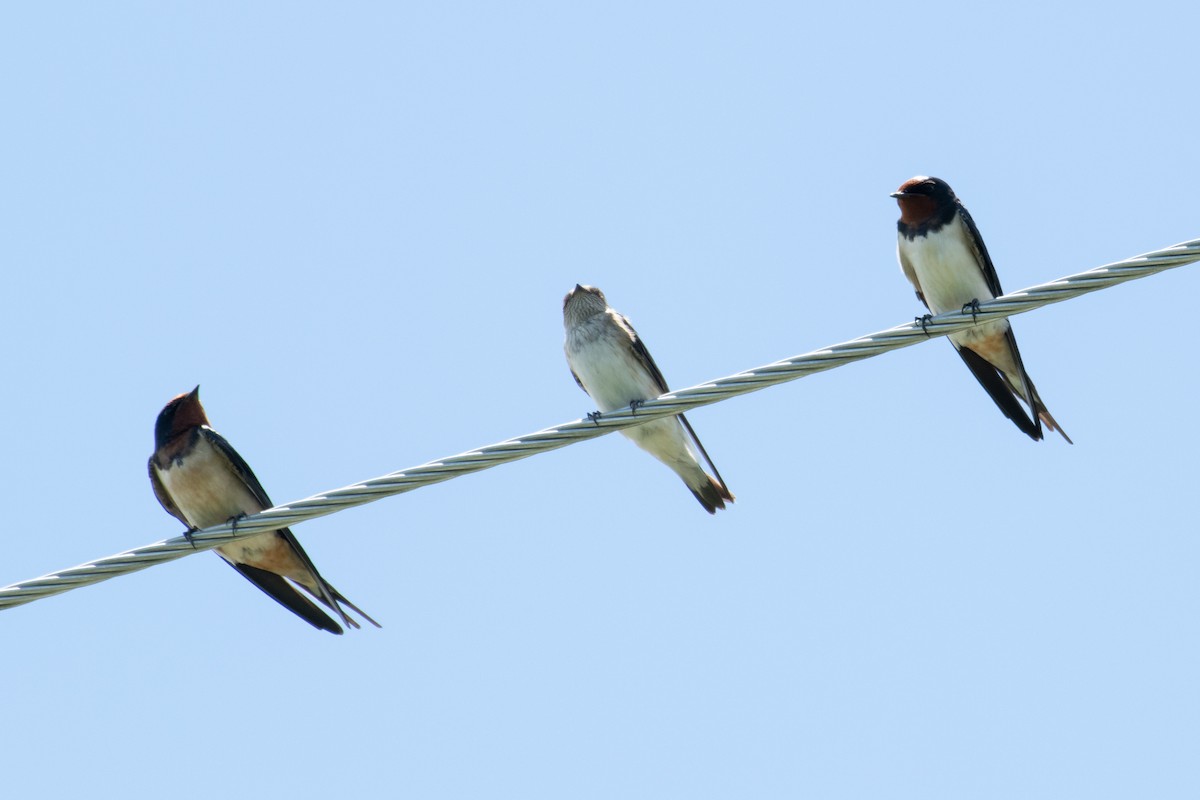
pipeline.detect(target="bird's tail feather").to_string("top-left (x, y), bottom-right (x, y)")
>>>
top-left (678, 413), bottom-right (734, 514)
top-left (1032, 393), bottom-right (1072, 444)
top-left (326, 584), bottom-right (382, 629)
top-left (689, 474), bottom-right (735, 514)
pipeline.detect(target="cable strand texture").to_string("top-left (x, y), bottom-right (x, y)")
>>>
top-left (2, 237), bottom-right (1197, 611)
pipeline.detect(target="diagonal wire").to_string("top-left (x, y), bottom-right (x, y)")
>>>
top-left (2, 237), bottom-right (1198, 611)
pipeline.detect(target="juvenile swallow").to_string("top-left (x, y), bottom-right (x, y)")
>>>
top-left (148, 386), bottom-right (379, 634)
top-left (892, 176), bottom-right (1071, 443)
top-left (563, 285), bottom-right (734, 513)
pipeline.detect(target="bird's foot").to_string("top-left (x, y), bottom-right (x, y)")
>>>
top-left (962, 298), bottom-right (981, 322)
top-left (586, 411), bottom-right (603, 426)
top-left (629, 399), bottom-right (645, 415)
top-left (226, 512), bottom-right (249, 536)
top-left (183, 526), bottom-right (200, 549)
top-left (916, 314), bottom-right (934, 336)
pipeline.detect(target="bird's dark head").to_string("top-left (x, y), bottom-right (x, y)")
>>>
top-left (891, 176), bottom-right (959, 232)
top-left (153, 385), bottom-right (209, 450)
top-left (563, 284), bottom-right (609, 327)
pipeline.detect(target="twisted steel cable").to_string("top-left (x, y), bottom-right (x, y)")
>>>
top-left (2, 237), bottom-right (1197, 611)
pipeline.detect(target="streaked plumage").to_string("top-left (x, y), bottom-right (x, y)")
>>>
top-left (563, 285), bottom-right (734, 513)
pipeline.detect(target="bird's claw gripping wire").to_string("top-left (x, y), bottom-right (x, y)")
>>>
top-left (227, 512), bottom-right (249, 537)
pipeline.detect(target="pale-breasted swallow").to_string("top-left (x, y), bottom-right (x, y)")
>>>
top-left (148, 386), bottom-right (380, 634)
top-left (892, 176), bottom-right (1071, 443)
top-left (563, 285), bottom-right (734, 513)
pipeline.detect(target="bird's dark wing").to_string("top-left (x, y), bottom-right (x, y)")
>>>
top-left (200, 427), bottom-right (275, 508)
top-left (200, 427), bottom-right (378, 630)
top-left (954, 335), bottom-right (1043, 441)
top-left (624, 319), bottom-right (671, 395)
top-left (624, 316), bottom-right (732, 501)
top-left (957, 202), bottom-right (1004, 298)
top-left (677, 413), bottom-right (732, 502)
top-left (224, 560), bottom-right (344, 634)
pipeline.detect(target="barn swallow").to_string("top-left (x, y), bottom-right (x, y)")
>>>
top-left (148, 386), bottom-right (380, 634)
top-left (563, 285), bottom-right (734, 513)
top-left (892, 176), bottom-right (1071, 443)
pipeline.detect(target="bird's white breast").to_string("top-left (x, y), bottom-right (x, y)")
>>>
top-left (565, 313), bottom-right (661, 412)
top-left (899, 215), bottom-right (996, 315)
top-left (899, 215), bottom-right (1012, 347)
top-left (155, 439), bottom-right (264, 529)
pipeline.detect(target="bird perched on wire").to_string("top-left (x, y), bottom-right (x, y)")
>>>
top-left (563, 284), bottom-right (734, 513)
top-left (148, 386), bottom-right (380, 633)
top-left (892, 176), bottom-right (1071, 443)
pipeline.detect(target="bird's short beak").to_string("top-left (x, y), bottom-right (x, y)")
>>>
top-left (889, 191), bottom-right (906, 198)
top-left (574, 284), bottom-right (585, 292)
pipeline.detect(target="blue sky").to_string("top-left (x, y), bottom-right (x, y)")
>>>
top-left (3, 3), bottom-right (1198, 798)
